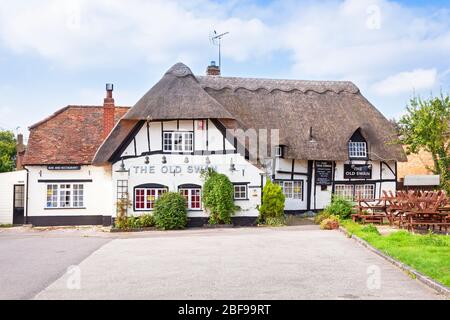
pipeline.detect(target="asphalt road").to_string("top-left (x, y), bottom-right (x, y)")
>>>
top-left (18, 226), bottom-right (443, 300)
top-left (0, 228), bottom-right (110, 299)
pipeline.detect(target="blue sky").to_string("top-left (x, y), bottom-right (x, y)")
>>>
top-left (0, 0), bottom-right (449, 139)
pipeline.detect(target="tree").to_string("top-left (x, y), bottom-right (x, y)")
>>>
top-left (0, 130), bottom-right (16, 173)
top-left (202, 169), bottom-right (235, 225)
top-left (398, 94), bottom-right (450, 192)
top-left (258, 180), bottom-right (285, 223)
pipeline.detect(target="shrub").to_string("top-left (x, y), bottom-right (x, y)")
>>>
top-left (265, 216), bottom-right (286, 227)
top-left (258, 180), bottom-right (285, 224)
top-left (323, 196), bottom-right (355, 220)
top-left (114, 214), bottom-right (155, 230)
top-left (361, 224), bottom-right (380, 235)
top-left (154, 192), bottom-right (188, 230)
top-left (314, 211), bottom-right (331, 224)
top-left (139, 214), bottom-right (155, 228)
top-left (202, 170), bottom-right (235, 225)
top-left (320, 215), bottom-right (340, 230)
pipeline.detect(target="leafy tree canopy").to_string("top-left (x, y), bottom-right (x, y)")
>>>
top-left (398, 94), bottom-right (450, 192)
top-left (0, 130), bottom-right (16, 173)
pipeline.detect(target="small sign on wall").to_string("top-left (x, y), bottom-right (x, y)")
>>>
top-left (344, 164), bottom-right (372, 179)
top-left (315, 161), bottom-right (333, 186)
top-left (47, 165), bottom-right (81, 171)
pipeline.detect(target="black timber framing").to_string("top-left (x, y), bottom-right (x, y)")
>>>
top-left (306, 160), bottom-right (313, 211)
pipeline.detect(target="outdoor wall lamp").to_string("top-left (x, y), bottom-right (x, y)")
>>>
top-left (205, 157), bottom-right (211, 166)
top-left (162, 156), bottom-right (167, 164)
top-left (229, 159), bottom-right (236, 172)
top-left (144, 156), bottom-right (150, 165)
top-left (184, 157), bottom-right (189, 164)
top-left (115, 159), bottom-right (129, 173)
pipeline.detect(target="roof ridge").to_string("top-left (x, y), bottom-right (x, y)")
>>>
top-left (29, 105), bottom-right (131, 129)
top-left (197, 75), bottom-right (355, 84)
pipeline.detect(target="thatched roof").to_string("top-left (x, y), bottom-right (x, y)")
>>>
top-left (93, 62), bottom-right (406, 164)
top-left (198, 76), bottom-right (406, 162)
top-left (124, 63), bottom-right (234, 120)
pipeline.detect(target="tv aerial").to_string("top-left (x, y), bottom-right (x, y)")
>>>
top-left (209, 30), bottom-right (229, 70)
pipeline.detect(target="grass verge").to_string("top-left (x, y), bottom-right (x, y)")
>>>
top-left (340, 220), bottom-right (450, 287)
top-left (0, 224), bottom-right (13, 228)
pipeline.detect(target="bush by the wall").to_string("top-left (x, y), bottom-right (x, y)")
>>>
top-left (323, 196), bottom-right (355, 220)
top-left (258, 180), bottom-right (285, 224)
top-left (114, 213), bottom-right (155, 230)
top-left (154, 192), bottom-right (188, 230)
top-left (265, 216), bottom-right (286, 227)
top-left (202, 170), bottom-right (235, 225)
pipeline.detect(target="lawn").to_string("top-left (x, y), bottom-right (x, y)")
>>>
top-left (0, 224), bottom-right (13, 228)
top-left (341, 220), bottom-right (450, 287)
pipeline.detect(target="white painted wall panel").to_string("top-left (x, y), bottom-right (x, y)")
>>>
top-left (0, 171), bottom-right (26, 224)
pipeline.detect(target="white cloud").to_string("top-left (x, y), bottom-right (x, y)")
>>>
top-left (372, 69), bottom-right (437, 95)
top-left (0, 0), bottom-right (276, 68)
top-left (0, 0), bottom-right (450, 119)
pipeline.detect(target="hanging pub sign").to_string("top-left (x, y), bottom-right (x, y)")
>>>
top-left (315, 161), bottom-right (333, 186)
top-left (47, 165), bottom-right (81, 171)
top-left (344, 164), bottom-right (372, 179)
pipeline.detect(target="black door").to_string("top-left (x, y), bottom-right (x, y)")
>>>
top-left (13, 185), bottom-right (25, 225)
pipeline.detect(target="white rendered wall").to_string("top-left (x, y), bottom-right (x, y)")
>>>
top-left (26, 165), bottom-right (113, 217)
top-left (0, 171), bottom-right (26, 224)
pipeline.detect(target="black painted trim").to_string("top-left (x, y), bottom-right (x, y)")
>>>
top-left (178, 184), bottom-right (202, 189)
top-left (38, 179), bottom-right (93, 183)
top-left (307, 160), bottom-right (313, 211)
top-left (109, 120), bottom-right (145, 163)
top-left (146, 121), bottom-right (151, 152)
top-left (28, 216), bottom-right (112, 227)
top-left (276, 170), bottom-right (309, 177)
top-left (135, 183), bottom-right (168, 189)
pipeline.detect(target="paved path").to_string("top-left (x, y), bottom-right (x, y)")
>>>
top-left (0, 228), bottom-right (110, 299)
top-left (31, 226), bottom-right (443, 300)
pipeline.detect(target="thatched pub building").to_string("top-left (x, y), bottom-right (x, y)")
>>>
top-left (4, 62), bottom-right (405, 227)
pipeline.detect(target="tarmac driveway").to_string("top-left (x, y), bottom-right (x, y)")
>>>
top-left (28, 226), bottom-right (443, 300)
top-left (0, 228), bottom-right (110, 299)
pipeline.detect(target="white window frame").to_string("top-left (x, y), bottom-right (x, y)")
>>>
top-left (334, 184), bottom-right (375, 201)
top-left (349, 141), bottom-right (367, 158)
top-left (233, 184), bottom-right (248, 200)
top-left (275, 181), bottom-right (303, 200)
top-left (179, 188), bottom-right (202, 210)
top-left (275, 146), bottom-right (283, 158)
top-left (134, 188), bottom-right (167, 211)
top-left (46, 184), bottom-right (84, 209)
top-left (163, 131), bottom-right (194, 153)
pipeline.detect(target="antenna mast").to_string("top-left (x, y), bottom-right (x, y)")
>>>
top-left (210, 30), bottom-right (229, 69)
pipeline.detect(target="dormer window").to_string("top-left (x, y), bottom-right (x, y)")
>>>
top-left (349, 141), bottom-right (367, 158)
top-left (348, 129), bottom-right (368, 159)
top-left (275, 145), bottom-right (286, 158)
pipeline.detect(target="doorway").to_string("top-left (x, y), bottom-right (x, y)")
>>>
top-left (13, 185), bottom-right (25, 225)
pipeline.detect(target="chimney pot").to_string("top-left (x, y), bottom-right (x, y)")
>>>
top-left (103, 84), bottom-right (116, 138)
top-left (206, 61), bottom-right (220, 76)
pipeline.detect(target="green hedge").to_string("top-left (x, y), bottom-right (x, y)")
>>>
top-left (154, 192), bottom-right (188, 230)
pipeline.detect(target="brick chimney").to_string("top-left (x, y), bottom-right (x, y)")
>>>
top-left (16, 133), bottom-right (26, 170)
top-left (103, 83), bottom-right (115, 139)
top-left (206, 61), bottom-right (220, 76)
